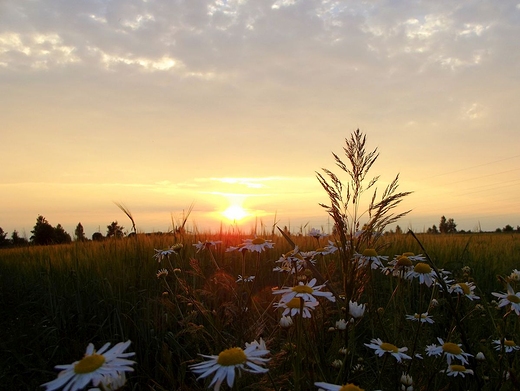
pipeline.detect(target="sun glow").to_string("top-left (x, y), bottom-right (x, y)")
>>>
top-left (222, 205), bottom-right (248, 221)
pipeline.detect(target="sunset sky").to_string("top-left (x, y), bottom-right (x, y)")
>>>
top-left (1, 0), bottom-right (519, 238)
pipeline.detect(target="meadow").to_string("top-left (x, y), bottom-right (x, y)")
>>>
top-left (2, 130), bottom-right (519, 391)
top-left (1, 230), bottom-right (519, 390)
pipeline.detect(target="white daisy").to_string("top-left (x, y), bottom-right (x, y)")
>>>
top-left (493, 338), bottom-right (520, 353)
top-left (406, 262), bottom-right (437, 287)
top-left (405, 312), bottom-right (434, 324)
top-left (315, 241), bottom-right (338, 255)
top-left (273, 297), bottom-right (320, 318)
top-left (189, 339), bottom-right (270, 391)
top-left (272, 278), bottom-right (336, 303)
top-left (355, 249), bottom-right (388, 270)
top-left (314, 382), bottom-right (364, 391)
top-left (449, 282), bottom-right (480, 300)
top-left (308, 228), bottom-right (328, 239)
top-left (239, 237), bottom-right (274, 253)
top-left (153, 244), bottom-right (182, 262)
top-left (492, 284), bottom-right (520, 315)
top-left (364, 338), bottom-right (411, 362)
top-left (193, 240), bottom-right (222, 253)
top-left (444, 364), bottom-right (474, 377)
top-left (348, 301), bottom-right (366, 319)
top-left (236, 275), bottom-right (255, 283)
top-left (41, 340), bottom-right (135, 391)
top-left (382, 255), bottom-right (414, 276)
top-left (279, 315), bottom-right (293, 328)
top-left (509, 269), bottom-right (520, 282)
top-left (425, 338), bottom-right (472, 365)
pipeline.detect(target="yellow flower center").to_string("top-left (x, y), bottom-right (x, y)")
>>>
top-left (414, 313), bottom-right (426, 320)
top-left (450, 364), bottom-right (467, 373)
top-left (414, 263), bottom-right (432, 274)
top-left (252, 238), bottom-right (265, 245)
top-left (74, 354), bottom-right (105, 374)
top-left (339, 384), bottom-right (364, 391)
top-left (292, 285), bottom-right (313, 294)
top-left (380, 342), bottom-right (399, 353)
top-left (316, 247), bottom-right (325, 253)
top-left (504, 339), bottom-right (516, 347)
top-left (217, 347), bottom-right (247, 366)
top-left (507, 294), bottom-right (520, 304)
top-left (402, 252), bottom-right (415, 257)
top-left (457, 283), bottom-right (470, 295)
top-left (286, 298), bottom-right (303, 309)
top-left (396, 256), bottom-right (412, 267)
top-left (442, 342), bottom-right (462, 355)
top-left (362, 248), bottom-right (378, 257)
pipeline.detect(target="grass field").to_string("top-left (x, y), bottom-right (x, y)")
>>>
top-left (1, 230), bottom-right (519, 390)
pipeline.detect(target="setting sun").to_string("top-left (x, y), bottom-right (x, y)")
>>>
top-left (222, 205), bottom-right (248, 221)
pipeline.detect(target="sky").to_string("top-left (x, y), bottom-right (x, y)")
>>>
top-left (1, 0), bottom-right (519, 239)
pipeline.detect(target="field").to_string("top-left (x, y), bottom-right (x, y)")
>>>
top-left (1, 230), bottom-right (520, 390)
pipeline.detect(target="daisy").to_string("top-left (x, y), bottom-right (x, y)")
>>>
top-left (156, 268), bottom-right (169, 278)
top-left (308, 228), bottom-right (328, 239)
top-left (41, 340), bottom-right (135, 391)
top-left (383, 255), bottom-right (413, 276)
top-left (189, 339), bottom-right (270, 391)
top-left (239, 237), bottom-right (274, 253)
top-left (355, 249), bottom-right (388, 270)
top-left (273, 297), bottom-right (320, 318)
top-left (364, 338), bottom-right (411, 362)
top-left (279, 315), bottom-right (293, 328)
top-left (193, 240), bottom-right (222, 253)
top-left (449, 282), bottom-right (480, 300)
top-left (315, 241), bottom-right (338, 255)
top-left (492, 284), bottom-right (520, 315)
top-left (272, 278), bottom-right (336, 303)
top-left (425, 337), bottom-right (472, 365)
top-left (444, 364), bottom-right (474, 377)
top-left (236, 275), bottom-right (255, 283)
top-left (493, 338), bottom-right (520, 353)
top-left (405, 312), bottom-right (434, 324)
top-left (406, 262), bottom-right (436, 287)
top-left (400, 373), bottom-right (413, 391)
top-left (348, 300), bottom-right (366, 319)
top-left (315, 382), bottom-right (364, 391)
top-left (509, 269), bottom-right (520, 282)
top-left (335, 319), bottom-right (348, 330)
top-left (153, 244), bottom-right (182, 262)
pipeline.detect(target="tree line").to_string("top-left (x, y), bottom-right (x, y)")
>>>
top-left (0, 215), bottom-right (126, 247)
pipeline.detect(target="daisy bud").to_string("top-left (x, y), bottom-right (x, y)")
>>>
top-left (476, 352), bottom-right (486, 361)
top-left (335, 319), bottom-right (348, 330)
top-left (348, 300), bottom-right (366, 319)
top-left (279, 315), bottom-right (293, 328)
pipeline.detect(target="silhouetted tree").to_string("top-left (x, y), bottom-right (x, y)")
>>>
top-left (106, 221), bottom-right (124, 238)
top-left (31, 215), bottom-right (56, 245)
top-left (0, 227), bottom-right (9, 247)
top-left (427, 225), bottom-right (439, 234)
top-left (503, 224), bottom-right (514, 232)
top-left (92, 232), bottom-right (104, 241)
top-left (75, 222), bottom-right (87, 241)
top-left (11, 230), bottom-right (28, 246)
top-left (439, 216), bottom-right (457, 234)
top-left (54, 224), bottom-right (72, 244)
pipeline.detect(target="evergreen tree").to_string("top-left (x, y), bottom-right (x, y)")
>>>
top-left (54, 224), bottom-right (72, 244)
top-left (75, 222), bottom-right (87, 241)
top-left (31, 215), bottom-right (56, 245)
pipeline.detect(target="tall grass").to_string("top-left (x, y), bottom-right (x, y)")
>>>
top-left (2, 130), bottom-right (520, 390)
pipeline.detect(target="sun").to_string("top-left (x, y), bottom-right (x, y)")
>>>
top-left (222, 205), bottom-right (248, 221)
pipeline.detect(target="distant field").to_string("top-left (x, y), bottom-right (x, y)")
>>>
top-left (1, 231), bottom-right (519, 390)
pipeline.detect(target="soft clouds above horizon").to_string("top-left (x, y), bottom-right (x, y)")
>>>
top-left (1, 0), bottom-right (519, 235)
